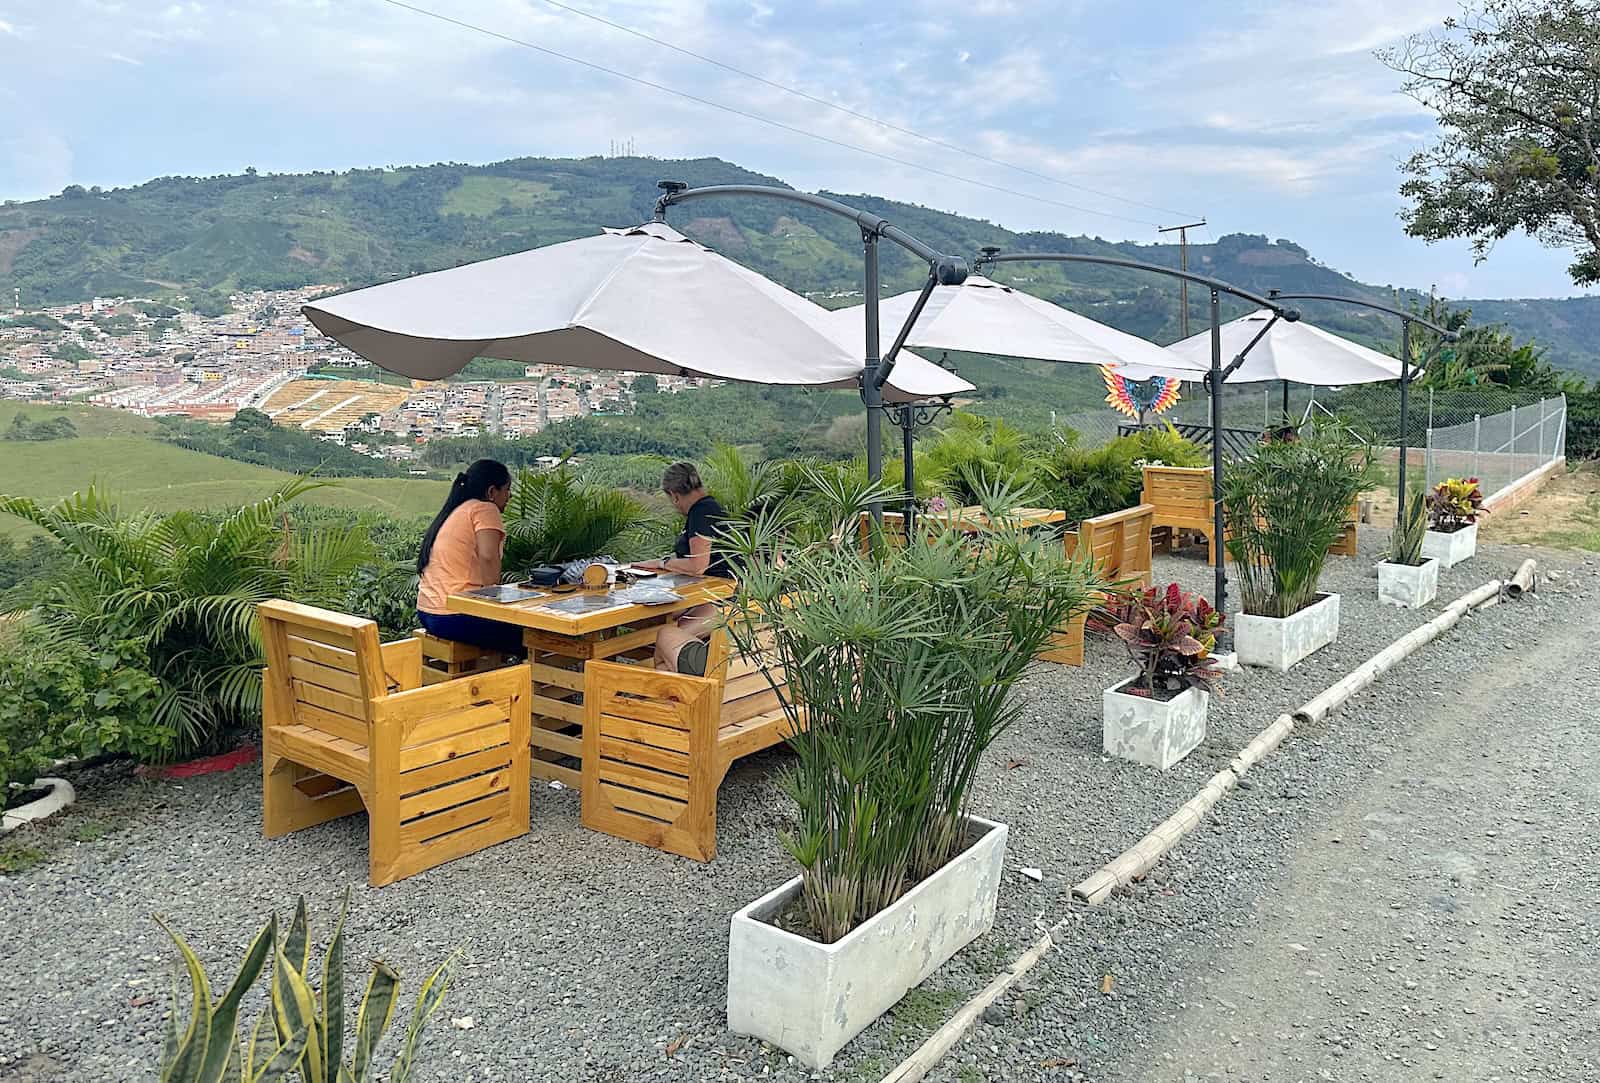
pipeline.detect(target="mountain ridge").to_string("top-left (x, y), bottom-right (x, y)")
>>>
top-left (3, 155), bottom-right (1597, 376)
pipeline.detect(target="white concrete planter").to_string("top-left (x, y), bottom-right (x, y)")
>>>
top-left (727, 815), bottom-right (1007, 1069)
top-left (1102, 677), bottom-right (1208, 771)
top-left (1422, 522), bottom-right (1477, 568)
top-left (0, 777), bottom-right (76, 833)
top-left (1236, 592), bottom-right (1340, 672)
top-left (1378, 558), bottom-right (1439, 609)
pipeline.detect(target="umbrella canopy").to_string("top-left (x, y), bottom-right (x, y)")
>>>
top-left (830, 275), bottom-right (1210, 373)
top-left (1121, 310), bottom-right (1406, 385)
top-left (302, 222), bottom-right (973, 403)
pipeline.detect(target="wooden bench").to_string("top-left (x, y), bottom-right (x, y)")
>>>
top-left (579, 627), bottom-right (799, 861)
top-left (1327, 498), bottom-right (1361, 557)
top-left (1142, 465), bottom-right (1228, 561)
top-left (1040, 503), bottom-right (1156, 666)
top-left (260, 600), bottom-right (531, 886)
top-left (414, 631), bottom-right (515, 685)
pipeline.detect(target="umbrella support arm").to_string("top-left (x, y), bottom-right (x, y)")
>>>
top-left (877, 267), bottom-right (942, 391)
top-left (976, 251), bottom-right (1298, 321)
top-left (1220, 313), bottom-right (1279, 382)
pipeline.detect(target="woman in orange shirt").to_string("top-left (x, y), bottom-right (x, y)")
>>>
top-left (415, 459), bottom-right (524, 655)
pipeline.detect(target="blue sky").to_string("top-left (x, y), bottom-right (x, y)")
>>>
top-left (1, 0), bottom-right (1592, 299)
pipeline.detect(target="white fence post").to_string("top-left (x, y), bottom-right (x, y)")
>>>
top-left (1539, 399), bottom-right (1546, 460)
top-left (1473, 414), bottom-right (1481, 479)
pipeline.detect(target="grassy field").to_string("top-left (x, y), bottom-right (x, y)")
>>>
top-left (0, 400), bottom-right (160, 438)
top-left (0, 428), bottom-right (445, 537)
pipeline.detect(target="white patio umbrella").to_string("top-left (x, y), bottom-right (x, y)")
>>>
top-left (1118, 309), bottom-right (1406, 385)
top-left (301, 222), bottom-right (973, 403)
top-left (830, 275), bottom-right (1212, 374)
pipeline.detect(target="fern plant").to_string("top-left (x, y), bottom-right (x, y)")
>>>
top-left (501, 464), bottom-right (661, 569)
top-left (0, 479), bottom-right (370, 760)
top-left (158, 894), bottom-right (456, 1083)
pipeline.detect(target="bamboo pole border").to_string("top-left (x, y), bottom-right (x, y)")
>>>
top-left (878, 569), bottom-right (1532, 1083)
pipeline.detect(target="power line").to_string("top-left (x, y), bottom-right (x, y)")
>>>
top-left (526, 0), bottom-right (1201, 222)
top-left (376, 0), bottom-right (1167, 229)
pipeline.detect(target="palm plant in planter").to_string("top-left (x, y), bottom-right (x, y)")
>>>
top-left (720, 491), bottom-right (1101, 1068)
top-left (1102, 584), bottom-right (1224, 770)
top-left (1422, 476), bottom-right (1485, 568)
top-left (1378, 487), bottom-right (1439, 608)
top-left (1222, 432), bottom-right (1373, 671)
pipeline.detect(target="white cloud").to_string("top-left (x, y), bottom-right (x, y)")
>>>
top-left (0, 18), bottom-right (15, 35)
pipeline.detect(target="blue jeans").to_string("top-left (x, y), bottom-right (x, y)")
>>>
top-left (417, 611), bottom-right (526, 657)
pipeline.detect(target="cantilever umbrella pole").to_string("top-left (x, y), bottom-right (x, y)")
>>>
top-left (976, 250), bottom-right (1296, 620)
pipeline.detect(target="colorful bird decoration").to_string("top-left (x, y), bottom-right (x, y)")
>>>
top-left (1101, 366), bottom-right (1180, 419)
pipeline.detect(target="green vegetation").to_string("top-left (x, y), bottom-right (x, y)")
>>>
top-left (158, 894), bottom-right (456, 1083)
top-left (1223, 432), bottom-right (1375, 618)
top-left (725, 480), bottom-right (1101, 941)
top-left (501, 464), bottom-right (665, 569)
top-left (1385, 0), bottom-right (1600, 287)
top-left (0, 480), bottom-right (371, 761)
top-left (3, 153), bottom-right (1596, 375)
top-left (157, 408), bottom-right (410, 478)
top-left (4, 412), bottom-right (77, 441)
top-left (0, 436), bottom-right (445, 540)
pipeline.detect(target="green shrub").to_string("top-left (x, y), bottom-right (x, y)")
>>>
top-left (918, 412), bottom-right (1034, 502)
top-left (0, 626), bottom-right (163, 801)
top-left (502, 464), bottom-right (664, 569)
top-left (0, 480), bottom-right (371, 761)
top-left (1038, 424), bottom-right (1208, 525)
top-left (1222, 432), bottom-right (1374, 618)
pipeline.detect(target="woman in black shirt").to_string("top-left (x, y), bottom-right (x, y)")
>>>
top-left (639, 462), bottom-right (730, 673)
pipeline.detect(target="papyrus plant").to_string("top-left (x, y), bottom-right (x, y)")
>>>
top-left (724, 480), bottom-right (1101, 943)
top-left (1222, 432), bottom-right (1374, 619)
top-left (157, 894), bottom-right (456, 1083)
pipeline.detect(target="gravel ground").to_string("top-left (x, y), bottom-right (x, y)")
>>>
top-left (1, 530), bottom-right (1590, 1082)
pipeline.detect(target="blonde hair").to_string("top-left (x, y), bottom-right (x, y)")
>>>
top-left (662, 462), bottom-right (703, 496)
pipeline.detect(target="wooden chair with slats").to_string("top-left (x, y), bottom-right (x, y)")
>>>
top-left (579, 626), bottom-right (800, 861)
top-left (1142, 465), bottom-right (1229, 561)
top-left (258, 600), bottom-right (531, 886)
top-left (1041, 503), bottom-right (1156, 666)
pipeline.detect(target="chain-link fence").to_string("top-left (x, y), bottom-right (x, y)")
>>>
top-left (1421, 394), bottom-right (1566, 501)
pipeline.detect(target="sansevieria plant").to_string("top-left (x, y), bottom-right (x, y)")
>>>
top-left (1387, 486), bottom-right (1428, 566)
top-left (158, 894), bottom-right (456, 1083)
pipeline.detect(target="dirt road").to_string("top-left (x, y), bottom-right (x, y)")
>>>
top-left (1113, 594), bottom-right (1600, 1081)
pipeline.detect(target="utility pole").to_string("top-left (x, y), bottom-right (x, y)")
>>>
top-left (1158, 219), bottom-right (1206, 340)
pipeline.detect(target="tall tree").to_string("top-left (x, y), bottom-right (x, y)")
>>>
top-left (1383, 1), bottom-right (1600, 285)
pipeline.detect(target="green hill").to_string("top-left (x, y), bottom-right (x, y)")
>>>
top-left (4, 155), bottom-right (1597, 373)
top-left (0, 421), bottom-right (445, 539)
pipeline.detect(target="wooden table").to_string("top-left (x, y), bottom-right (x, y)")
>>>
top-left (947, 505), bottom-right (1067, 531)
top-left (446, 574), bottom-right (737, 787)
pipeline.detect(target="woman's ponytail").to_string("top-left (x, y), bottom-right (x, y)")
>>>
top-left (418, 459), bottom-right (513, 574)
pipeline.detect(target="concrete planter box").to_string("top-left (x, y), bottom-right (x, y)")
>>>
top-left (1236, 592), bottom-right (1340, 672)
top-left (1422, 522), bottom-right (1477, 568)
top-left (1378, 558), bottom-right (1439, 609)
top-left (727, 815), bottom-right (1007, 1069)
top-left (1102, 677), bottom-right (1208, 771)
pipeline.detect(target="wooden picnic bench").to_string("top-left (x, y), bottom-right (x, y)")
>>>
top-left (1040, 503), bottom-right (1155, 666)
top-left (580, 626), bottom-right (800, 861)
top-left (259, 600), bottom-right (532, 886)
